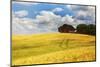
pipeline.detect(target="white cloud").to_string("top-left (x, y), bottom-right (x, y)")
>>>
top-left (12, 12), bottom-right (39, 34)
top-left (12, 8), bottom-right (95, 34)
top-left (14, 10), bottom-right (28, 17)
top-left (62, 15), bottom-right (74, 22)
top-left (12, 10), bottom-right (62, 34)
top-left (66, 5), bottom-right (71, 9)
top-left (68, 5), bottom-right (95, 24)
top-left (34, 11), bottom-right (62, 32)
top-left (36, 11), bottom-right (62, 24)
top-left (52, 7), bottom-right (64, 12)
top-left (12, 10), bottom-right (83, 34)
top-left (62, 15), bottom-right (74, 25)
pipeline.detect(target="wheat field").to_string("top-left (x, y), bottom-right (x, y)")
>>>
top-left (12, 33), bottom-right (96, 66)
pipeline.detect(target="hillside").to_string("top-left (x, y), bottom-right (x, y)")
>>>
top-left (12, 33), bottom-right (96, 65)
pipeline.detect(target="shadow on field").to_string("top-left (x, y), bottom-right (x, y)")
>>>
top-left (12, 66), bottom-right (19, 67)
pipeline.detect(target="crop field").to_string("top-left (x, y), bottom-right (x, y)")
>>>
top-left (12, 33), bottom-right (96, 66)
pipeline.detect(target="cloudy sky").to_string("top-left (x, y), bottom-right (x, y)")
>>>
top-left (12, 1), bottom-right (95, 34)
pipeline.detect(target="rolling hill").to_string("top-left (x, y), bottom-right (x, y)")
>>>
top-left (12, 33), bottom-right (96, 66)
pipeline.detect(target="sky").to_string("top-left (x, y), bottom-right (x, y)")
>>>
top-left (12, 1), bottom-right (96, 34)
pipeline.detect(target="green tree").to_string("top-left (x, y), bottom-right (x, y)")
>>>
top-left (87, 24), bottom-right (96, 35)
top-left (76, 24), bottom-right (88, 34)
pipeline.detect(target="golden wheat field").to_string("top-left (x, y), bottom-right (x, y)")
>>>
top-left (12, 33), bottom-right (96, 66)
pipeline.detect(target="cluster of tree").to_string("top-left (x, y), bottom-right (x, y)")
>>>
top-left (76, 24), bottom-right (96, 35)
top-left (58, 24), bottom-right (96, 35)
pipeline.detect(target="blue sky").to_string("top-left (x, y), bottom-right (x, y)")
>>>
top-left (12, 2), bottom-right (74, 18)
top-left (12, 1), bottom-right (95, 34)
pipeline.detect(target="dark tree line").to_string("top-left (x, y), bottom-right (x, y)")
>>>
top-left (58, 24), bottom-right (96, 35)
top-left (76, 24), bottom-right (96, 35)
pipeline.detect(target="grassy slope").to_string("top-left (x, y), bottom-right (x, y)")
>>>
top-left (12, 33), bottom-right (96, 65)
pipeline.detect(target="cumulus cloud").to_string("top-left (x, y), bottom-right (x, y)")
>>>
top-left (68, 5), bottom-right (95, 24)
top-left (52, 7), bottom-right (64, 12)
top-left (14, 10), bottom-right (28, 17)
top-left (12, 5), bottom-right (95, 34)
top-left (12, 10), bottom-right (74, 34)
top-left (12, 12), bottom-right (39, 34)
top-left (34, 11), bottom-right (62, 32)
top-left (36, 11), bottom-right (62, 24)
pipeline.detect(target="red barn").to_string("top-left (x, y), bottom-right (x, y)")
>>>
top-left (58, 24), bottom-right (75, 33)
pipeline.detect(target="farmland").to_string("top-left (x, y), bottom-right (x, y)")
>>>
top-left (12, 33), bottom-right (96, 66)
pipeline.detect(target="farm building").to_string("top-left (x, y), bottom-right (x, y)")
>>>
top-left (58, 24), bottom-right (75, 33)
